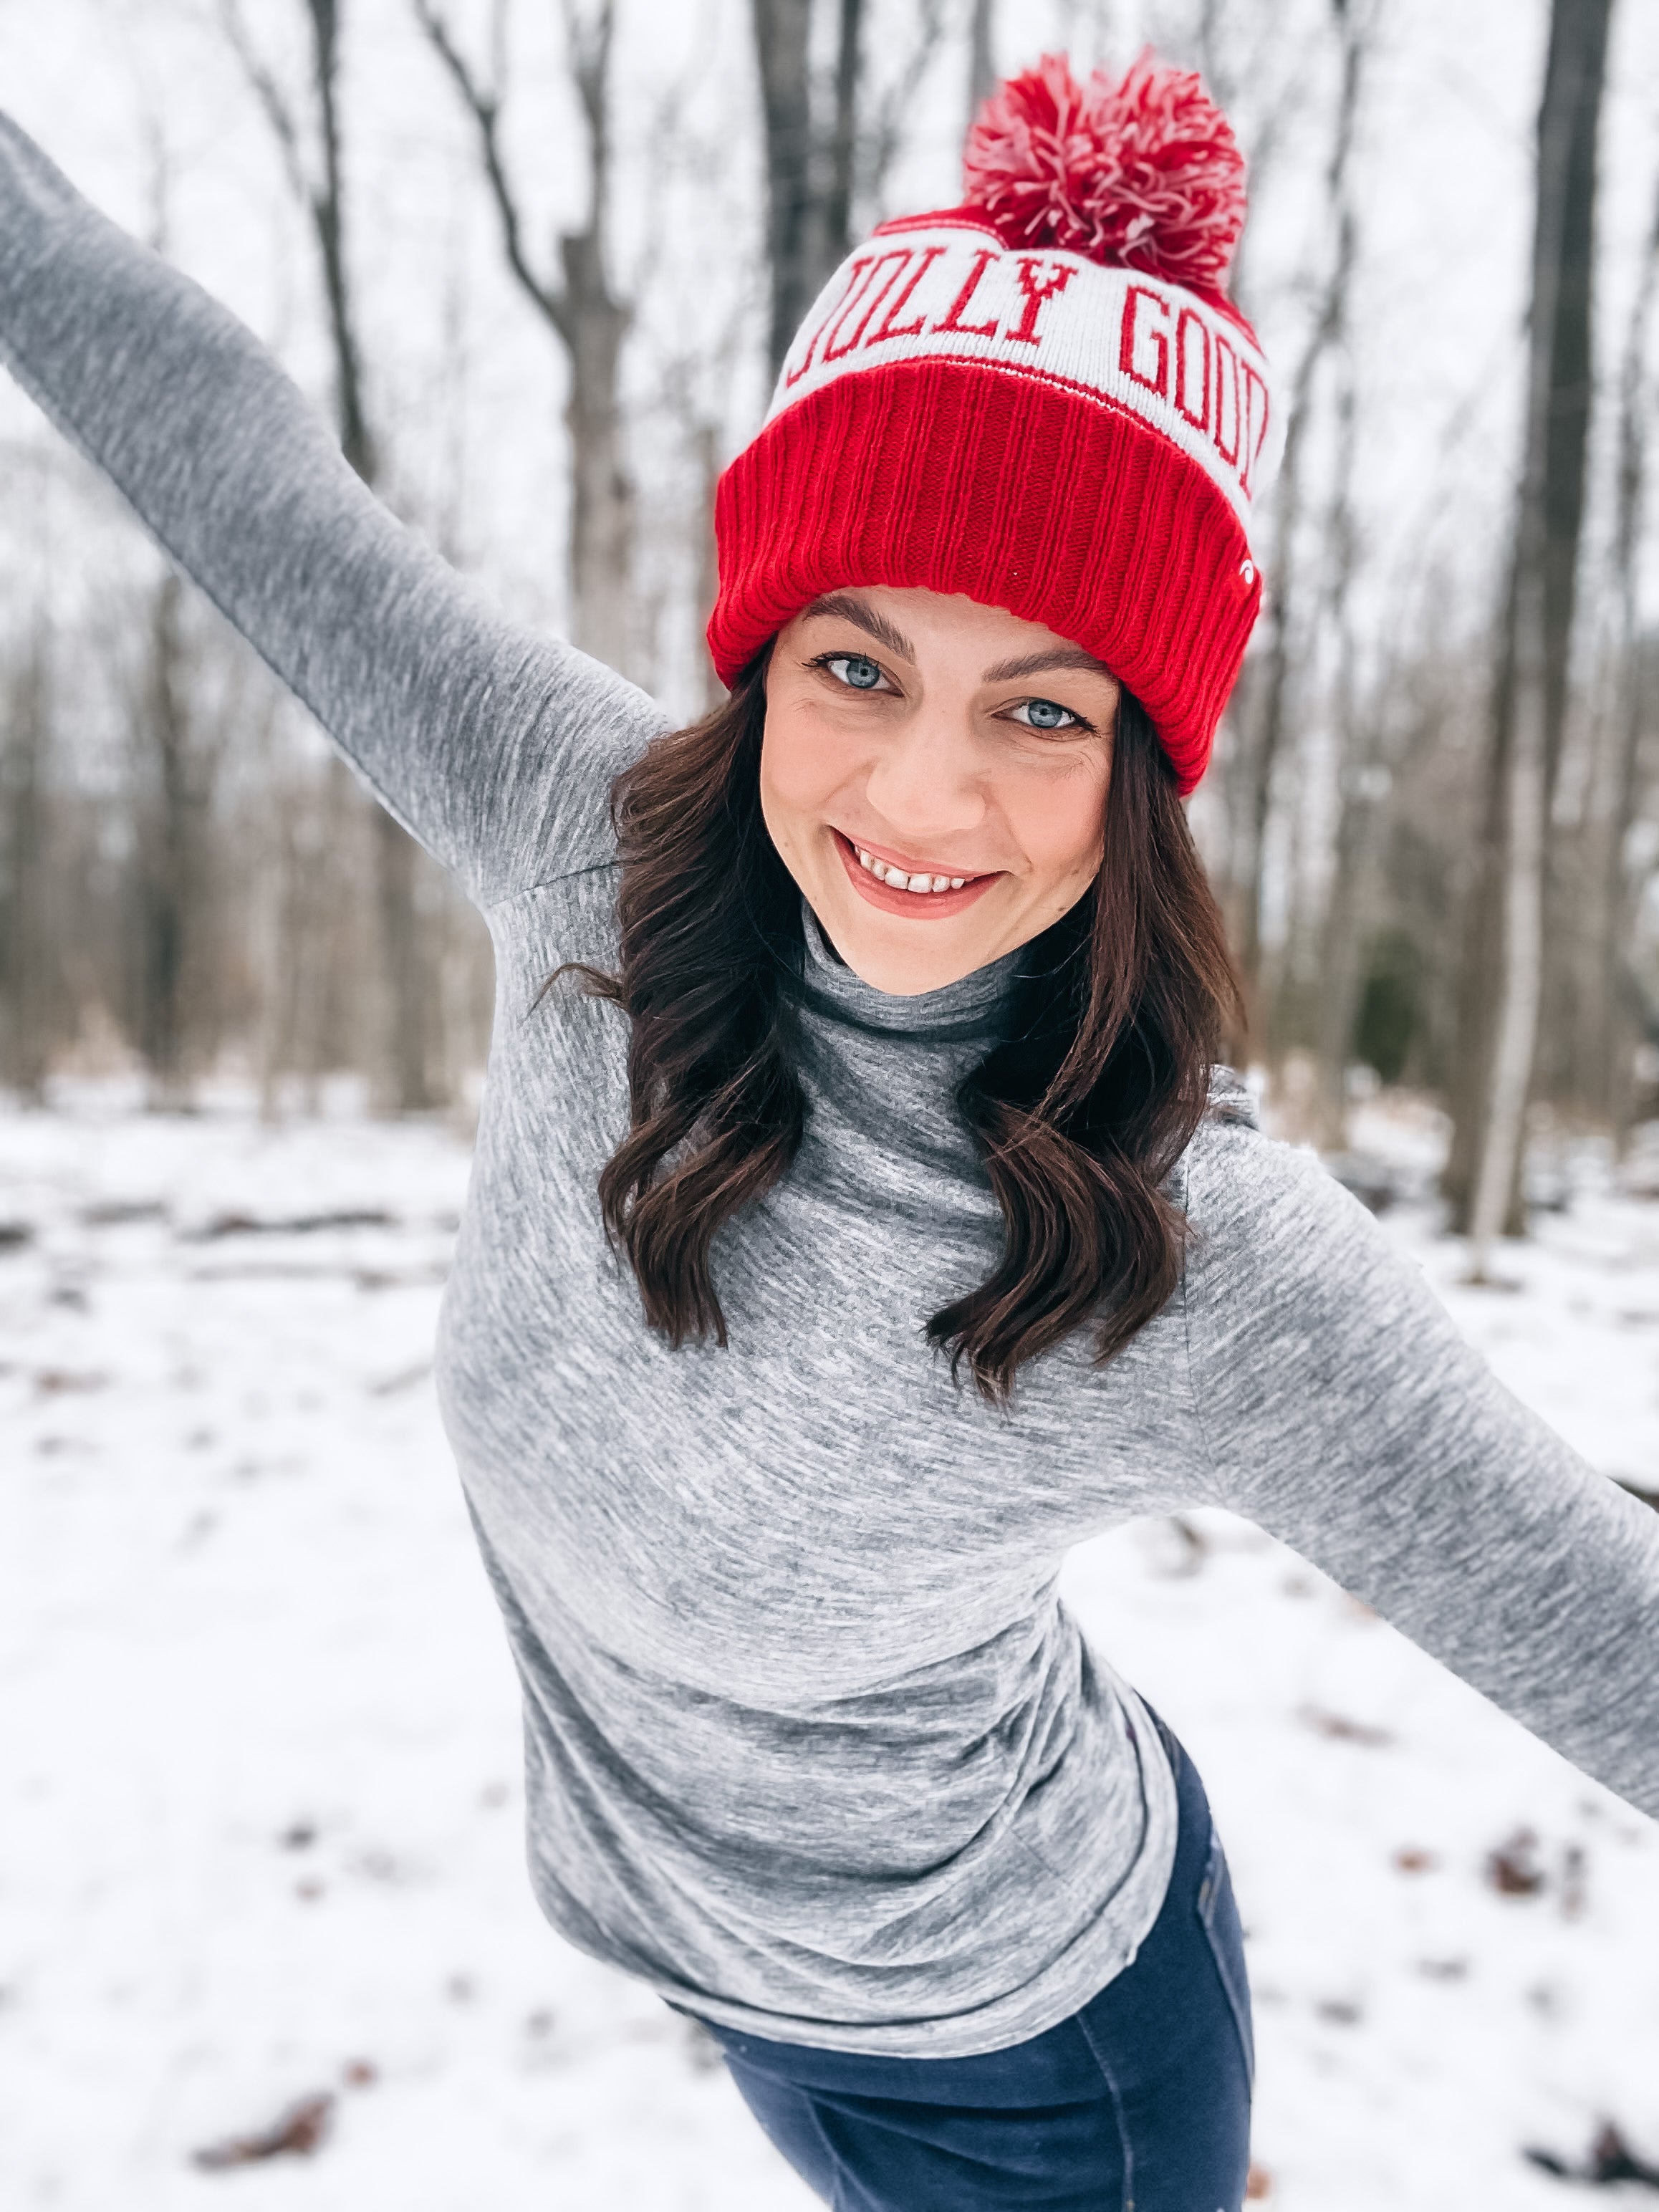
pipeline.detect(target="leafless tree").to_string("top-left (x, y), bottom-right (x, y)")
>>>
top-left (123, 573), bottom-right (227, 1107)
top-left (1229, 0), bottom-right (1372, 1044)
top-left (751, 0), bottom-right (948, 377)
top-left (1305, 327), bottom-right (1370, 1146)
top-left (222, 0), bottom-right (441, 1113)
top-left (0, 627), bottom-right (56, 1102)
top-left (415, 0), bottom-right (635, 678)
top-left (824, 0), bottom-right (865, 264)
top-left (1456, 0), bottom-right (1614, 1276)
top-left (221, 0), bottom-right (376, 483)
top-left (753, 0), bottom-right (830, 377)
top-left (1592, 161), bottom-right (1659, 1141)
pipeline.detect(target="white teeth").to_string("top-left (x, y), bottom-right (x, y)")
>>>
top-left (852, 844), bottom-right (973, 895)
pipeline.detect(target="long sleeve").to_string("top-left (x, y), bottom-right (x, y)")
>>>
top-left (1184, 1117), bottom-right (1659, 1819)
top-left (0, 113), bottom-right (665, 904)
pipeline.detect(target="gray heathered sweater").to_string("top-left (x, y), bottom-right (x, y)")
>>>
top-left (3, 115), bottom-right (1655, 2059)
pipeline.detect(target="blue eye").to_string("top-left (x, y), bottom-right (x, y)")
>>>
top-left (1011, 697), bottom-right (1077, 731)
top-left (829, 654), bottom-right (884, 691)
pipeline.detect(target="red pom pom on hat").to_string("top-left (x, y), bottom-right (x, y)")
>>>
top-left (963, 49), bottom-right (1246, 297)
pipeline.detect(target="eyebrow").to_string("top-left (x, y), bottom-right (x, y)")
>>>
top-left (979, 648), bottom-right (1118, 686)
top-left (799, 594), bottom-right (918, 661)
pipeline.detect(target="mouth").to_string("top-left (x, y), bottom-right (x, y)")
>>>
top-left (831, 830), bottom-right (1001, 919)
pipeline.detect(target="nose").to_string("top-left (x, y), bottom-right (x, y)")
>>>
top-left (861, 703), bottom-right (987, 843)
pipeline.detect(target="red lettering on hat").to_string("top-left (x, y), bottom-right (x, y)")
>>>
top-left (932, 249), bottom-right (1001, 338)
top-left (1174, 308), bottom-right (1211, 430)
top-left (824, 249), bottom-right (914, 362)
top-left (1239, 362), bottom-right (1270, 495)
top-left (784, 256), bottom-right (874, 387)
top-left (864, 246), bottom-right (947, 345)
top-left (1211, 332), bottom-right (1241, 466)
top-left (1119, 284), bottom-right (1170, 397)
top-left (1006, 258), bottom-right (1077, 346)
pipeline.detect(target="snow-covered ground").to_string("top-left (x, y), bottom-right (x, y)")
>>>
top-left (1, 1085), bottom-right (1655, 2211)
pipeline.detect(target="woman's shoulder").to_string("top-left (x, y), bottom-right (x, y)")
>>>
top-left (1177, 1072), bottom-right (1458, 1417)
top-left (1180, 1069), bottom-right (1398, 1307)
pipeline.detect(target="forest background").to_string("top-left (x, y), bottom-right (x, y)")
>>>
top-left (2, 0), bottom-right (1659, 1222)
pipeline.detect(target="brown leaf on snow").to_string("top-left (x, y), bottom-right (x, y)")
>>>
top-left (1525, 2121), bottom-right (1659, 2187)
top-left (1392, 1846), bottom-right (1439, 1874)
top-left (191, 2092), bottom-right (335, 2170)
top-left (1486, 1829), bottom-right (1547, 1898)
top-left (1246, 2165), bottom-right (1274, 2200)
top-left (1299, 1705), bottom-right (1394, 1748)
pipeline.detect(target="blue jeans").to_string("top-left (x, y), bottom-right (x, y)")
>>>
top-left (698, 1723), bottom-right (1253, 2211)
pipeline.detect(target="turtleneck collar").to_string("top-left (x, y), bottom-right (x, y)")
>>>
top-left (794, 903), bottom-right (1023, 1043)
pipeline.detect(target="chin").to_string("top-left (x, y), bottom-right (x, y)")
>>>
top-left (829, 910), bottom-right (994, 997)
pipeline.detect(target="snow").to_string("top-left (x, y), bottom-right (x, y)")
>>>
top-left (1, 1088), bottom-right (1655, 2209)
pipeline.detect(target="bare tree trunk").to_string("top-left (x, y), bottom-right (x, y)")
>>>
top-left (1461, 0), bottom-right (1613, 1275)
top-left (0, 633), bottom-right (54, 1102)
top-left (559, 4), bottom-right (632, 673)
top-left (129, 573), bottom-right (222, 1110)
top-left (226, 0), bottom-right (438, 1111)
top-left (751, 0), bottom-right (816, 380)
top-left (308, 0), bottom-right (378, 481)
top-left (1599, 164), bottom-right (1659, 1144)
top-left (966, 0), bottom-right (996, 128)
top-left (417, 0), bottom-right (635, 676)
top-left (750, 0), bottom-right (890, 378)
top-left (824, 0), bottom-right (864, 269)
top-left (695, 416), bottom-right (724, 713)
top-left (1308, 341), bottom-right (1373, 1149)
top-left (1232, 0), bottom-right (1368, 1045)
top-left (1469, 577), bottom-right (1549, 1276)
top-left (255, 749), bottom-right (365, 1115)
top-left (371, 802), bottom-right (432, 1112)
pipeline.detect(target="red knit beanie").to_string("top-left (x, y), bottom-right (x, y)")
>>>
top-left (707, 52), bottom-right (1275, 795)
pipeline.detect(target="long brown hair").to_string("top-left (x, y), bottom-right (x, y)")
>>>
top-left (564, 655), bottom-right (1241, 1401)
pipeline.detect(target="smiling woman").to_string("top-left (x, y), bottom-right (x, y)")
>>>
top-left (2, 40), bottom-right (1657, 2212)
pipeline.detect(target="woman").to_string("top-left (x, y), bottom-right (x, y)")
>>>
top-left (2, 52), bottom-right (1654, 2212)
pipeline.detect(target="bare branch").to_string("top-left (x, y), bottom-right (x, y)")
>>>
top-left (222, 0), bottom-right (376, 479)
top-left (865, 0), bottom-right (947, 212)
top-left (218, 0), bottom-right (310, 208)
top-left (413, 0), bottom-right (573, 347)
top-left (562, 0), bottom-right (617, 261)
top-left (822, 0), bottom-right (862, 263)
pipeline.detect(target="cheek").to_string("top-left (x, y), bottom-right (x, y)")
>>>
top-left (1007, 758), bottom-right (1111, 890)
top-left (759, 706), bottom-right (858, 834)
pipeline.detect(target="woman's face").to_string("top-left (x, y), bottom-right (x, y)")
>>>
top-left (761, 587), bottom-right (1118, 996)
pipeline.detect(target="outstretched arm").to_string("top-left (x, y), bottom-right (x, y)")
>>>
top-left (1186, 1122), bottom-right (1659, 1821)
top-left (0, 113), bottom-right (664, 903)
